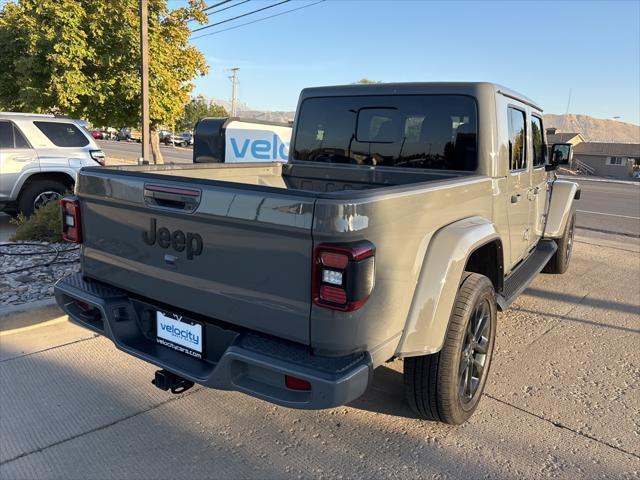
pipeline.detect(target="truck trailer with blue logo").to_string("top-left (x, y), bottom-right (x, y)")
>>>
top-left (193, 117), bottom-right (292, 164)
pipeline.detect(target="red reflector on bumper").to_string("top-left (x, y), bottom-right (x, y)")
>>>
top-left (285, 375), bottom-right (311, 391)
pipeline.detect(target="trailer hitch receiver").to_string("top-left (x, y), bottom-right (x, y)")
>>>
top-left (152, 369), bottom-right (194, 394)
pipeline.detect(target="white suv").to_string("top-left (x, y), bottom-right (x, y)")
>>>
top-left (0, 112), bottom-right (105, 216)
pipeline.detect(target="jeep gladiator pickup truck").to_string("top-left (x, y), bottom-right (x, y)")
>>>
top-left (55, 83), bottom-right (579, 425)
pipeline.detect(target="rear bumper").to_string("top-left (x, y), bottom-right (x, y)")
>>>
top-left (54, 273), bottom-right (371, 409)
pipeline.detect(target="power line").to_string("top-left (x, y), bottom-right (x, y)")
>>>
top-left (206, 0), bottom-right (252, 16)
top-left (191, 0), bottom-right (325, 39)
top-left (202, 0), bottom-right (234, 13)
top-left (192, 0), bottom-right (291, 33)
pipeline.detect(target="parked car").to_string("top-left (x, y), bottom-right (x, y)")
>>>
top-left (0, 112), bottom-right (105, 216)
top-left (55, 82), bottom-right (579, 425)
top-left (163, 132), bottom-right (188, 147)
top-left (117, 127), bottom-right (141, 142)
top-left (181, 132), bottom-right (193, 146)
top-left (158, 129), bottom-right (172, 142)
top-left (102, 128), bottom-right (118, 140)
top-left (90, 130), bottom-right (104, 140)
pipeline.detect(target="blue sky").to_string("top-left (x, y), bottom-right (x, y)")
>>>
top-left (188, 0), bottom-right (640, 122)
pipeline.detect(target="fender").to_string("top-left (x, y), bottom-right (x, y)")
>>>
top-left (10, 166), bottom-right (78, 200)
top-left (395, 216), bottom-right (501, 357)
top-left (9, 167), bottom-right (42, 200)
top-left (544, 180), bottom-right (580, 238)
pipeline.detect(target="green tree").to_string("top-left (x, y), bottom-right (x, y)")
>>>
top-left (176, 95), bottom-right (228, 132)
top-left (0, 0), bottom-right (208, 128)
top-left (354, 78), bottom-right (382, 84)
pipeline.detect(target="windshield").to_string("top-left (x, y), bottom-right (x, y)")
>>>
top-left (293, 95), bottom-right (477, 171)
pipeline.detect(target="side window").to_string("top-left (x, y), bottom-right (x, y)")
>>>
top-left (531, 116), bottom-right (545, 167)
top-left (33, 121), bottom-right (89, 147)
top-left (13, 125), bottom-right (30, 149)
top-left (0, 121), bottom-right (12, 149)
top-left (508, 107), bottom-right (526, 170)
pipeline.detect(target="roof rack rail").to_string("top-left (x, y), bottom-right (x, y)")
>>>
top-left (0, 111), bottom-right (56, 117)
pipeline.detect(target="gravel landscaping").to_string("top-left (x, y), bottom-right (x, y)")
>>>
top-left (0, 242), bottom-right (80, 306)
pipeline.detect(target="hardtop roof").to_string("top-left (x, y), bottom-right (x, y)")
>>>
top-left (298, 82), bottom-right (542, 112)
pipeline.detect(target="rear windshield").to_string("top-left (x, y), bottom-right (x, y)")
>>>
top-left (34, 121), bottom-right (89, 147)
top-left (293, 95), bottom-right (477, 171)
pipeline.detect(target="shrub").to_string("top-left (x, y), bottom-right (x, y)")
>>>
top-left (10, 201), bottom-right (63, 242)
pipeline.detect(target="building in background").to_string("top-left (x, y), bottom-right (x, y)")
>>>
top-left (546, 129), bottom-right (585, 146)
top-left (546, 128), bottom-right (639, 179)
top-left (572, 142), bottom-right (640, 179)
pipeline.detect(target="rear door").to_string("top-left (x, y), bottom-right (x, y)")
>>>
top-left (0, 120), bottom-right (39, 201)
top-left (505, 106), bottom-right (531, 266)
top-left (77, 169), bottom-right (315, 345)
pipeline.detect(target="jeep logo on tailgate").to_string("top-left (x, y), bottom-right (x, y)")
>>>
top-left (143, 218), bottom-right (203, 260)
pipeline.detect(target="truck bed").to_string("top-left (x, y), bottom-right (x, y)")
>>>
top-left (95, 161), bottom-right (472, 194)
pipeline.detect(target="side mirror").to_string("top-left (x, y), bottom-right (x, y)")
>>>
top-left (547, 143), bottom-right (573, 170)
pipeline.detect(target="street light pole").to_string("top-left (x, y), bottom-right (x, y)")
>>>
top-left (139, 0), bottom-right (150, 163)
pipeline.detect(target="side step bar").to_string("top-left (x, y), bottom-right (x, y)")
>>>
top-left (497, 239), bottom-right (557, 310)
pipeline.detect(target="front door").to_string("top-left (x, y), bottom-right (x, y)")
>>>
top-left (0, 120), bottom-right (39, 201)
top-left (506, 106), bottom-right (531, 267)
top-left (529, 114), bottom-right (549, 245)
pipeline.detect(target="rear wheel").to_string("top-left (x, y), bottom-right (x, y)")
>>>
top-left (543, 212), bottom-right (575, 274)
top-left (404, 273), bottom-right (497, 425)
top-left (17, 179), bottom-right (67, 217)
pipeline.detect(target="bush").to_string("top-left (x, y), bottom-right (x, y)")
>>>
top-left (10, 201), bottom-right (63, 242)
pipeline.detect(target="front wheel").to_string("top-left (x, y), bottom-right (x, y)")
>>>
top-left (543, 212), bottom-right (575, 274)
top-left (404, 272), bottom-right (497, 425)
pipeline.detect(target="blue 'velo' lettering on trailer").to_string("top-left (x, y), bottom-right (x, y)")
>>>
top-left (229, 134), bottom-right (289, 161)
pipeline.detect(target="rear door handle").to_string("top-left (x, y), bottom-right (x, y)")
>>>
top-left (511, 194), bottom-right (521, 204)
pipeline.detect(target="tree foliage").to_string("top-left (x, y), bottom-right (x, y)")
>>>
top-left (177, 95), bottom-right (227, 132)
top-left (0, 0), bottom-right (209, 127)
top-left (355, 78), bottom-right (382, 84)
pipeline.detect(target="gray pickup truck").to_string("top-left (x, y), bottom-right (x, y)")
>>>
top-left (55, 82), bottom-right (579, 425)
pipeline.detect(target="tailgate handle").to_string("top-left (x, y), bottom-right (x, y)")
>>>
top-left (143, 184), bottom-right (201, 213)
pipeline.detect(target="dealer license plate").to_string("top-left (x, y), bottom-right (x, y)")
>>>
top-left (156, 311), bottom-right (203, 359)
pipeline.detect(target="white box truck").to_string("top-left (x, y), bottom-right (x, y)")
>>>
top-left (193, 117), bottom-right (292, 163)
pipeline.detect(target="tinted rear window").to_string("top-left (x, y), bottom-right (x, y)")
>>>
top-left (34, 121), bottom-right (89, 147)
top-left (293, 95), bottom-right (477, 171)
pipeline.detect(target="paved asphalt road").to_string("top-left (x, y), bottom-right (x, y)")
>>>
top-left (572, 179), bottom-right (640, 237)
top-left (98, 139), bottom-right (193, 164)
top-left (1, 237), bottom-right (638, 479)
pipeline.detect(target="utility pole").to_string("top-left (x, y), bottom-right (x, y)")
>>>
top-left (229, 67), bottom-right (239, 117)
top-left (139, 0), bottom-right (150, 163)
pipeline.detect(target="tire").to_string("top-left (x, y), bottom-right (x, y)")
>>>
top-left (404, 272), bottom-right (497, 425)
top-left (543, 212), bottom-right (575, 274)
top-left (17, 179), bottom-right (68, 217)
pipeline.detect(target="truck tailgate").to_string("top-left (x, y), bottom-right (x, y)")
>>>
top-left (77, 170), bottom-right (315, 345)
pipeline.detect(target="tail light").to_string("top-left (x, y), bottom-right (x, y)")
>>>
top-left (61, 197), bottom-right (82, 243)
top-left (90, 149), bottom-right (106, 166)
top-left (313, 242), bottom-right (375, 311)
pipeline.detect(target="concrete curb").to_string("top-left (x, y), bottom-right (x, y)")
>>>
top-left (0, 297), bottom-right (58, 318)
top-left (558, 175), bottom-right (639, 186)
